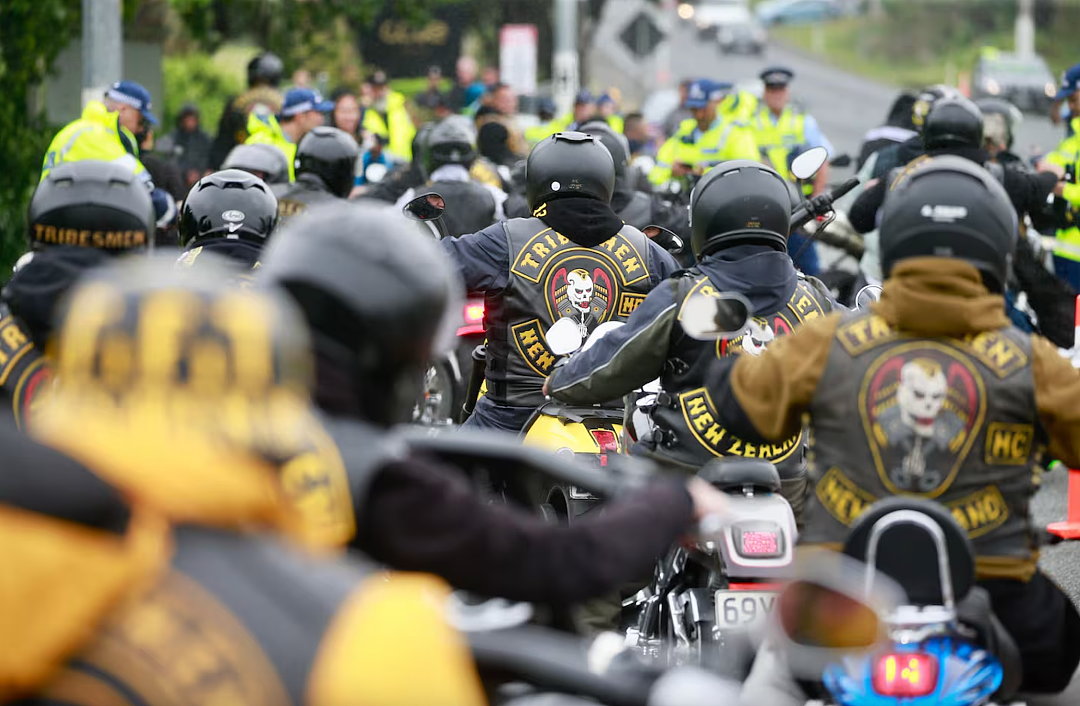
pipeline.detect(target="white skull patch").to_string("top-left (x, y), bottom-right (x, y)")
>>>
top-left (897, 358), bottom-right (948, 437)
top-left (566, 269), bottom-right (593, 313)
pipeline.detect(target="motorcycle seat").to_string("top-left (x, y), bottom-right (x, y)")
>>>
top-left (843, 496), bottom-right (975, 606)
top-left (697, 458), bottom-right (781, 492)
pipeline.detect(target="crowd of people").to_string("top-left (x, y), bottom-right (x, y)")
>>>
top-left (6, 43), bottom-right (1080, 705)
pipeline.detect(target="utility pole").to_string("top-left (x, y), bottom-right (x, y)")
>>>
top-left (1015, 0), bottom-right (1035, 58)
top-left (553, 0), bottom-right (580, 118)
top-left (81, 0), bottom-right (122, 110)
top-left (869, 0), bottom-right (885, 21)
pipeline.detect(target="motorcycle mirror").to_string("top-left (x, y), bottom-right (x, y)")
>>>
top-left (546, 317), bottom-right (585, 356)
top-left (830, 153), bottom-right (853, 168)
top-left (403, 192), bottom-right (446, 222)
top-left (642, 224), bottom-right (685, 255)
top-left (791, 146), bottom-right (829, 181)
top-left (778, 580), bottom-right (881, 650)
top-left (581, 321), bottom-right (624, 352)
top-left (679, 292), bottom-right (753, 341)
top-left (365, 162), bottom-right (388, 184)
top-left (768, 549), bottom-right (905, 680)
top-left (854, 284), bottom-right (882, 311)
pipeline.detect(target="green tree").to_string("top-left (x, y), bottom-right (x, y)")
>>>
top-left (0, 0), bottom-right (82, 273)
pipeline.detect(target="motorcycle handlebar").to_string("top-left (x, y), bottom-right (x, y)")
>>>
top-left (789, 177), bottom-right (861, 231)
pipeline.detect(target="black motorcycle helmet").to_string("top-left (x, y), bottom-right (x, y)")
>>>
top-left (579, 120), bottom-right (630, 177)
top-left (221, 143), bottom-right (291, 185)
top-left (525, 132), bottom-right (615, 211)
top-left (424, 115), bottom-right (479, 175)
top-left (259, 202), bottom-right (460, 427)
top-left (911, 84), bottom-right (960, 130)
top-left (689, 160), bottom-right (791, 258)
top-left (922, 96), bottom-right (984, 151)
top-left (247, 52), bottom-right (284, 88)
top-left (28, 160), bottom-right (154, 254)
top-left (178, 169), bottom-right (278, 251)
top-left (880, 155), bottom-right (1017, 293)
top-left (975, 97), bottom-right (1022, 151)
top-left (295, 126), bottom-right (360, 198)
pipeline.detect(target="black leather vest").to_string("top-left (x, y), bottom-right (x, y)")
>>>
top-left (418, 180), bottom-right (497, 237)
top-left (801, 311), bottom-right (1042, 572)
top-left (272, 180), bottom-right (339, 227)
top-left (486, 217), bottom-right (657, 407)
top-left (48, 525), bottom-right (371, 706)
top-left (647, 271), bottom-right (830, 472)
top-left (616, 191), bottom-right (653, 229)
top-left (0, 312), bottom-right (50, 431)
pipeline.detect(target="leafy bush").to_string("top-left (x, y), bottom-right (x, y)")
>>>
top-left (0, 0), bottom-right (81, 276)
top-left (161, 48), bottom-right (249, 131)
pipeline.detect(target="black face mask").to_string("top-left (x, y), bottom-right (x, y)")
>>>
top-left (533, 196), bottom-right (624, 248)
top-left (627, 138), bottom-right (645, 154)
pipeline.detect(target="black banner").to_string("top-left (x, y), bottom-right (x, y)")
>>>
top-left (356, 6), bottom-right (473, 79)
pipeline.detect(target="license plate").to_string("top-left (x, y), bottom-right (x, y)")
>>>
top-left (714, 590), bottom-right (777, 627)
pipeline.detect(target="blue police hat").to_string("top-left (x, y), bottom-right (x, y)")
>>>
top-left (685, 80), bottom-right (713, 109)
top-left (280, 88), bottom-right (334, 118)
top-left (575, 89), bottom-right (594, 105)
top-left (105, 80), bottom-right (158, 126)
top-left (708, 81), bottom-right (734, 101)
top-left (760, 67), bottom-right (795, 87)
top-left (1055, 63), bottom-right (1080, 101)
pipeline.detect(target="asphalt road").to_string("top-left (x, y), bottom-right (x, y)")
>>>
top-left (668, 22), bottom-right (1080, 702)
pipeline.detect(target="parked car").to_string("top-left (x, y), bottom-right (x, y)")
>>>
top-left (971, 48), bottom-right (1056, 114)
top-left (717, 19), bottom-right (767, 55)
top-left (756, 0), bottom-right (840, 26)
top-left (693, 0), bottom-right (753, 37)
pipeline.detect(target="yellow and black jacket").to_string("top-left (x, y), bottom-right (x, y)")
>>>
top-left (1, 401), bottom-right (485, 706)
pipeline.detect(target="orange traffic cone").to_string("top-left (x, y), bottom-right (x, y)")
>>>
top-left (1048, 468), bottom-right (1080, 539)
top-left (1045, 298), bottom-right (1080, 539)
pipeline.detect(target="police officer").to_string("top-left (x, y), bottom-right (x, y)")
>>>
top-left (272, 126), bottom-right (359, 226)
top-left (1042, 100), bottom-right (1080, 290)
top-left (394, 115), bottom-right (507, 237)
top-left (580, 120), bottom-right (689, 260)
top-left (362, 70), bottom-right (417, 161)
top-left (209, 51), bottom-right (285, 169)
top-left (441, 132), bottom-right (680, 432)
top-left (221, 142), bottom-right (292, 186)
top-left (752, 67), bottom-right (834, 197)
top-left (246, 88), bottom-right (334, 181)
top-left (178, 169), bottom-right (278, 275)
top-left (0, 160), bottom-right (154, 430)
top-left (259, 202), bottom-right (732, 603)
top-left (704, 156), bottom-right (1080, 696)
top-left (41, 80), bottom-right (156, 186)
top-left (544, 161), bottom-right (834, 519)
top-left (524, 97), bottom-right (560, 147)
top-left (650, 80), bottom-right (758, 189)
top-left (16, 258), bottom-right (487, 706)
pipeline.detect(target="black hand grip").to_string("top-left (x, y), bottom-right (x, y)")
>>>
top-left (829, 177), bottom-right (861, 202)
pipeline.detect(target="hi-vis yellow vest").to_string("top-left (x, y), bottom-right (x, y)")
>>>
top-left (752, 106), bottom-right (806, 181)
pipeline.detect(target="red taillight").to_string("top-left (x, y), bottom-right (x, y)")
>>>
top-left (872, 653), bottom-right (938, 698)
top-left (464, 302), bottom-right (485, 324)
top-left (590, 429), bottom-right (619, 453)
top-left (740, 531), bottom-right (779, 556)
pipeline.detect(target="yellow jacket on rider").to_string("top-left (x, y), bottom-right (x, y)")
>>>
top-left (41, 101), bottom-right (149, 185)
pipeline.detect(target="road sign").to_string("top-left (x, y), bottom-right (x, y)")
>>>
top-left (620, 12), bottom-right (664, 60)
top-left (500, 24), bottom-right (539, 96)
